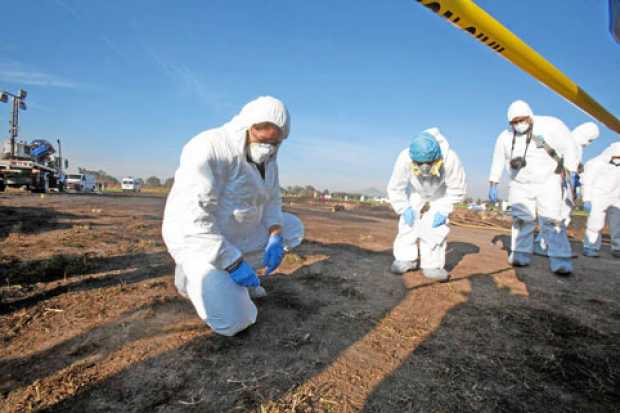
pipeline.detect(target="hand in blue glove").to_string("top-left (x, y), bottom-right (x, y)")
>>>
top-left (572, 172), bottom-right (581, 189)
top-left (583, 201), bottom-right (592, 214)
top-left (488, 185), bottom-right (497, 203)
top-left (402, 207), bottom-right (416, 226)
top-left (229, 260), bottom-right (260, 287)
top-left (263, 234), bottom-right (285, 275)
top-left (432, 212), bottom-right (447, 228)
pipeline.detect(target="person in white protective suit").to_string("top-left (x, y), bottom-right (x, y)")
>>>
top-left (534, 122), bottom-right (600, 255)
top-left (162, 96), bottom-right (304, 336)
top-left (572, 122), bottom-right (601, 170)
top-left (387, 128), bottom-right (466, 281)
top-left (488, 100), bottom-right (578, 274)
top-left (581, 142), bottom-right (620, 258)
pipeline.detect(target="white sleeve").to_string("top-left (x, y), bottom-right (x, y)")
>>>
top-left (553, 120), bottom-right (579, 173)
top-left (581, 158), bottom-right (601, 202)
top-left (174, 141), bottom-right (242, 270)
top-left (433, 150), bottom-right (467, 215)
top-left (387, 151), bottom-right (413, 215)
top-left (489, 133), bottom-right (506, 183)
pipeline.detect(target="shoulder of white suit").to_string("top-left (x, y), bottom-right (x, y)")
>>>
top-left (533, 115), bottom-right (569, 133)
top-left (181, 127), bottom-right (243, 166)
top-left (397, 148), bottom-right (410, 164)
top-left (601, 142), bottom-right (620, 160)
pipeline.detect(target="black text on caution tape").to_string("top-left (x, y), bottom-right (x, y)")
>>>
top-left (417, 0), bottom-right (506, 54)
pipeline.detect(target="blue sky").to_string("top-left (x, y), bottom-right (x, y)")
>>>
top-left (1, 1), bottom-right (618, 197)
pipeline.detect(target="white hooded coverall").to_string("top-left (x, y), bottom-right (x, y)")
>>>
top-left (489, 115), bottom-right (577, 258)
top-left (536, 122), bottom-right (598, 252)
top-left (162, 97), bottom-right (304, 336)
top-left (582, 142), bottom-right (620, 253)
top-left (387, 128), bottom-right (466, 270)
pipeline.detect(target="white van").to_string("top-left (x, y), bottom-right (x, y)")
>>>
top-left (65, 173), bottom-right (96, 192)
top-left (121, 177), bottom-right (142, 192)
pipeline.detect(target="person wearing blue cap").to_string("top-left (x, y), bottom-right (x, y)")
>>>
top-left (387, 128), bottom-right (466, 281)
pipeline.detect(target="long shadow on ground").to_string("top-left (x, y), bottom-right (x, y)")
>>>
top-left (0, 206), bottom-right (92, 241)
top-left (1, 240), bottom-right (476, 412)
top-left (363, 249), bottom-right (620, 412)
top-left (0, 251), bottom-right (173, 315)
top-left (0, 251), bottom-right (169, 286)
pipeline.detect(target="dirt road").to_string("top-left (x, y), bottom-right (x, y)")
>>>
top-left (1, 193), bottom-right (619, 412)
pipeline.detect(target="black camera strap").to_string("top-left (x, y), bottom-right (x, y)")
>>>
top-left (530, 134), bottom-right (565, 175)
top-left (510, 130), bottom-right (532, 161)
top-left (529, 134), bottom-right (574, 203)
top-left (511, 126), bottom-right (575, 208)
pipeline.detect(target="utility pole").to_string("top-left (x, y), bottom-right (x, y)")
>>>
top-left (0, 89), bottom-right (28, 157)
top-left (57, 138), bottom-right (63, 173)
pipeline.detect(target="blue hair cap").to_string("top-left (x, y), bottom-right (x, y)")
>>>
top-left (409, 131), bottom-right (442, 163)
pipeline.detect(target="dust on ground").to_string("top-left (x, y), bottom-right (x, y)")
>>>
top-left (1, 193), bottom-right (619, 412)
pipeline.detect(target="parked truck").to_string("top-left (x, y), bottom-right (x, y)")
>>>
top-left (0, 89), bottom-right (68, 193)
top-left (121, 176), bottom-right (142, 192)
top-left (65, 173), bottom-right (96, 192)
top-left (0, 138), bottom-right (68, 193)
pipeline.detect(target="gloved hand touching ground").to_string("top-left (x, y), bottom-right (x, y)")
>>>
top-left (263, 234), bottom-right (285, 275)
top-left (229, 261), bottom-right (260, 287)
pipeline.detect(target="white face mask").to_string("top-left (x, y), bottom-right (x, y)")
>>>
top-left (248, 143), bottom-right (277, 164)
top-left (513, 121), bottom-right (531, 135)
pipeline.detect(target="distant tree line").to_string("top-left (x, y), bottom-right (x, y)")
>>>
top-left (144, 176), bottom-right (174, 188)
top-left (76, 168), bottom-right (176, 189)
top-left (78, 168), bottom-right (119, 185)
top-left (283, 185), bottom-right (321, 196)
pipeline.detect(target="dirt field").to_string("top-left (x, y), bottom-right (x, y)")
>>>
top-left (1, 193), bottom-right (619, 412)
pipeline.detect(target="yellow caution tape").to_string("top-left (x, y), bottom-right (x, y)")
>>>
top-left (415, 0), bottom-right (620, 134)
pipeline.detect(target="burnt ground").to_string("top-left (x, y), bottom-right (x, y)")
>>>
top-left (0, 193), bottom-right (619, 412)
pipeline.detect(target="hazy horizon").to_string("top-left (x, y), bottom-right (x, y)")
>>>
top-left (2, 1), bottom-right (617, 200)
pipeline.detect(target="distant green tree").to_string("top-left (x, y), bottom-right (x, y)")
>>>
top-left (304, 185), bottom-right (316, 194)
top-left (145, 176), bottom-right (162, 187)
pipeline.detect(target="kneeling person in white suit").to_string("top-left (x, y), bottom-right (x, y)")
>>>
top-left (162, 96), bottom-right (304, 336)
top-left (387, 129), bottom-right (466, 281)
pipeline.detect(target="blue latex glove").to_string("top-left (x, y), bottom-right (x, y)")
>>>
top-left (402, 207), bottom-right (416, 226)
top-left (432, 212), bottom-right (447, 228)
top-left (488, 185), bottom-right (497, 203)
top-left (263, 234), bottom-right (285, 275)
top-left (572, 172), bottom-right (581, 189)
top-left (583, 201), bottom-right (592, 214)
top-left (229, 261), bottom-right (260, 287)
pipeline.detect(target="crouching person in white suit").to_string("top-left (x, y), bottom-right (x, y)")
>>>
top-left (162, 96), bottom-right (304, 336)
top-left (387, 129), bottom-right (466, 281)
